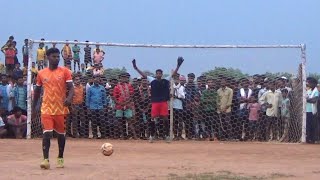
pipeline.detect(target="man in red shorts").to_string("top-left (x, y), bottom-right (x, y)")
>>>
top-left (132, 57), bottom-right (184, 143)
top-left (33, 48), bottom-right (74, 169)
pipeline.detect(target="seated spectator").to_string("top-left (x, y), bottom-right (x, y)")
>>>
top-left (93, 48), bottom-right (104, 65)
top-left (13, 76), bottom-right (27, 115)
top-left (13, 63), bottom-right (23, 80)
top-left (0, 63), bottom-right (6, 74)
top-left (92, 63), bottom-right (104, 76)
top-left (6, 107), bottom-right (27, 139)
top-left (0, 116), bottom-right (7, 138)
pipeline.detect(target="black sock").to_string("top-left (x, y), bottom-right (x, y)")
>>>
top-left (57, 134), bottom-right (66, 158)
top-left (148, 120), bottom-right (156, 137)
top-left (42, 132), bottom-right (52, 159)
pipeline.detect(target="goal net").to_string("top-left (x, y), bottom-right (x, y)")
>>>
top-left (26, 40), bottom-right (307, 143)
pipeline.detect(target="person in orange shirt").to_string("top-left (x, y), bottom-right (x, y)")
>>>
top-left (68, 75), bottom-right (85, 138)
top-left (61, 41), bottom-right (73, 69)
top-left (33, 48), bottom-right (74, 169)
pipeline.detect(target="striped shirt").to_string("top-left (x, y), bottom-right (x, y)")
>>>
top-left (84, 47), bottom-right (91, 63)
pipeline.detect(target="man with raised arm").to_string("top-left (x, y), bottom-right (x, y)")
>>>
top-left (132, 57), bottom-right (184, 143)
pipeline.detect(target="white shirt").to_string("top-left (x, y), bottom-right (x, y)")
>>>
top-left (173, 83), bottom-right (185, 110)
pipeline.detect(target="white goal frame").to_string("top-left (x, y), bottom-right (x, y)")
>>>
top-left (26, 40), bottom-right (307, 142)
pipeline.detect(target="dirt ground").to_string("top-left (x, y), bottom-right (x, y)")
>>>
top-left (0, 139), bottom-right (320, 180)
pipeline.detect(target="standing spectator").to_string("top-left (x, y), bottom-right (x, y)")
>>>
top-left (247, 97), bottom-right (261, 140)
top-left (6, 107), bottom-right (27, 139)
top-left (138, 77), bottom-right (151, 139)
top-left (86, 75), bottom-right (107, 138)
top-left (13, 63), bottom-right (23, 80)
top-left (36, 43), bottom-right (46, 70)
top-left (61, 41), bottom-right (73, 68)
top-left (280, 89), bottom-right (290, 142)
top-left (184, 73), bottom-right (198, 139)
top-left (259, 81), bottom-right (281, 141)
top-left (31, 62), bottom-right (38, 80)
top-left (217, 78), bottom-right (233, 140)
top-left (172, 75), bottom-right (185, 140)
top-left (4, 44), bottom-right (16, 76)
top-left (84, 41), bottom-right (92, 68)
top-left (69, 75), bottom-right (85, 138)
top-left (0, 74), bottom-right (10, 114)
top-left (13, 76), bottom-right (27, 115)
top-left (113, 73), bottom-right (136, 140)
top-left (93, 48), bottom-right (104, 65)
top-left (72, 40), bottom-right (81, 72)
top-left (305, 77), bottom-right (319, 144)
top-left (93, 45), bottom-right (105, 55)
top-left (201, 78), bottom-right (219, 141)
top-left (132, 57), bottom-right (183, 143)
top-left (12, 41), bottom-right (19, 65)
top-left (1, 40), bottom-right (12, 53)
top-left (22, 39), bottom-right (29, 68)
top-left (236, 78), bottom-right (253, 141)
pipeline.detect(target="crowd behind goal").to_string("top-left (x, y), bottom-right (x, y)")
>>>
top-left (0, 36), bottom-right (319, 144)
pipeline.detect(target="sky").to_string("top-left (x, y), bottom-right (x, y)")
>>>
top-left (0, 0), bottom-right (319, 77)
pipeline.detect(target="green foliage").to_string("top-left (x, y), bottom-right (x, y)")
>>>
top-left (264, 72), bottom-right (293, 79)
top-left (103, 67), bottom-right (127, 79)
top-left (308, 73), bottom-right (320, 81)
top-left (202, 67), bottom-right (248, 80)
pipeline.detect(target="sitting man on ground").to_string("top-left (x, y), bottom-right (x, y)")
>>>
top-left (6, 106), bottom-right (27, 139)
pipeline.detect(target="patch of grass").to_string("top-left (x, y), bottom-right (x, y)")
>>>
top-left (168, 171), bottom-right (295, 180)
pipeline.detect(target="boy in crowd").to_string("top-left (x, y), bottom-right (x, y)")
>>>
top-left (133, 57), bottom-right (183, 143)
top-left (86, 75), bottom-right (107, 138)
top-left (247, 97), bottom-right (261, 140)
top-left (237, 78), bottom-right (253, 141)
top-left (84, 41), bottom-right (92, 68)
top-left (36, 43), bottom-right (46, 70)
top-left (13, 63), bottom-right (23, 80)
top-left (81, 63), bottom-right (86, 75)
top-left (93, 48), bottom-right (104, 65)
top-left (72, 40), bottom-right (81, 72)
top-left (0, 74), bottom-right (10, 114)
top-left (172, 75), bottom-right (185, 140)
top-left (12, 41), bottom-right (19, 65)
top-left (4, 43), bottom-right (16, 76)
top-left (13, 76), bottom-right (27, 115)
top-left (6, 107), bottom-right (27, 139)
top-left (113, 73), bottom-right (136, 140)
top-left (260, 81), bottom-right (281, 141)
top-left (61, 41), bottom-right (73, 68)
top-left (184, 73), bottom-right (198, 139)
top-left (138, 77), bottom-right (151, 139)
top-left (280, 89), bottom-right (290, 142)
top-left (305, 77), bottom-right (319, 144)
top-left (22, 39), bottom-right (29, 67)
top-left (201, 78), bottom-right (219, 141)
top-left (69, 75), bottom-right (85, 138)
top-left (217, 78), bottom-right (233, 140)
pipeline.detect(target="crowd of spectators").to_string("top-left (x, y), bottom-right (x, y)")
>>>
top-left (0, 36), bottom-right (319, 144)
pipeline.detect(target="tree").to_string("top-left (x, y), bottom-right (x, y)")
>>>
top-left (264, 72), bottom-right (293, 79)
top-left (202, 67), bottom-right (248, 80)
top-left (103, 67), bottom-right (127, 79)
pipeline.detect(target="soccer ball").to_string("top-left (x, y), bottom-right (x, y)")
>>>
top-left (101, 143), bottom-right (113, 156)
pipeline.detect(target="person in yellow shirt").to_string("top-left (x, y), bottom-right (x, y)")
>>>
top-left (36, 43), bottom-right (46, 70)
top-left (61, 41), bottom-right (73, 69)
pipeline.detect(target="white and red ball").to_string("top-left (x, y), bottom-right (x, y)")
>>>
top-left (101, 143), bottom-right (113, 156)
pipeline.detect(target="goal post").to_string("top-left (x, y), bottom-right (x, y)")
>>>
top-left (26, 39), bottom-right (307, 143)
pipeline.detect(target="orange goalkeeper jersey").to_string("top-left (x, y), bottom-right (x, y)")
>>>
top-left (36, 66), bottom-right (73, 115)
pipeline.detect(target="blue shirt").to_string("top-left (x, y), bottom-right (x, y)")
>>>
top-left (0, 84), bottom-right (9, 111)
top-left (13, 85), bottom-right (27, 110)
top-left (86, 84), bottom-right (107, 110)
top-left (306, 88), bottom-right (319, 113)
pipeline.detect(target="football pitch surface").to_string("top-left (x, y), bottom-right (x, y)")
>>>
top-left (0, 139), bottom-right (320, 180)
